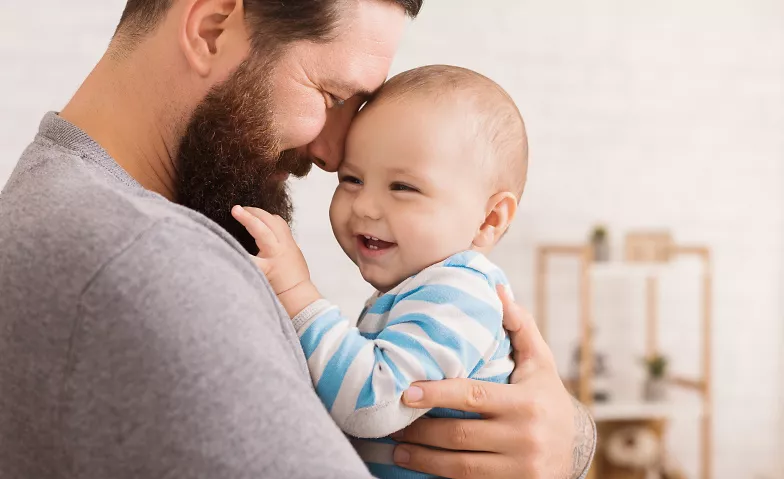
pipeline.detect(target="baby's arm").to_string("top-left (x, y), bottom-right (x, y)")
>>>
top-left (232, 206), bottom-right (504, 438)
top-left (295, 268), bottom-right (504, 438)
top-left (231, 205), bottom-right (321, 316)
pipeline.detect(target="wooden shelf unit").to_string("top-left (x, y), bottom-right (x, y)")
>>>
top-left (535, 243), bottom-right (713, 479)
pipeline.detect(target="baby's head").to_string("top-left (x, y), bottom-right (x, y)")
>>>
top-left (329, 65), bottom-right (528, 292)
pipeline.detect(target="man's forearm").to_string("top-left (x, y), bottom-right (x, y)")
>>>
top-left (571, 397), bottom-right (597, 479)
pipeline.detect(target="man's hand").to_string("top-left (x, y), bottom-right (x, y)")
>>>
top-left (231, 206), bottom-right (320, 317)
top-left (391, 286), bottom-right (596, 479)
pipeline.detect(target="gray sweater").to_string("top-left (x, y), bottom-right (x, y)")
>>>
top-left (0, 113), bottom-right (372, 479)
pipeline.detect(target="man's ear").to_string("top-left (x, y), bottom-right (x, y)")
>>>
top-left (179, 0), bottom-right (246, 78)
top-left (472, 192), bottom-right (518, 249)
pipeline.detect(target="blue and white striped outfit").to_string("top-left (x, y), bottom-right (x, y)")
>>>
top-left (291, 251), bottom-right (514, 479)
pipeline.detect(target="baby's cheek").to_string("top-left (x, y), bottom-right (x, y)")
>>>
top-left (328, 192), bottom-right (340, 229)
top-left (436, 214), bottom-right (475, 249)
top-left (402, 217), bottom-right (455, 267)
top-left (329, 194), bottom-right (350, 244)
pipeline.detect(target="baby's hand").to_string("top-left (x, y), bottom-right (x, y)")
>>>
top-left (231, 205), bottom-right (311, 298)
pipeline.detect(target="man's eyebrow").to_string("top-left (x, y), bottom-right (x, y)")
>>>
top-left (327, 79), bottom-right (377, 100)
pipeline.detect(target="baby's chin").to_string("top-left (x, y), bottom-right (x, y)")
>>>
top-left (364, 276), bottom-right (403, 294)
top-left (359, 269), bottom-right (407, 294)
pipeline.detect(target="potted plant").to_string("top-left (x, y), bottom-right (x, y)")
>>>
top-left (590, 225), bottom-right (610, 262)
top-left (642, 354), bottom-right (668, 401)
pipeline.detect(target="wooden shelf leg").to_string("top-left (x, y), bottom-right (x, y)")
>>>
top-left (702, 253), bottom-right (713, 479)
top-left (646, 276), bottom-right (659, 358)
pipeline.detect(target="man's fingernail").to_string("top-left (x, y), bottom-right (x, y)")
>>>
top-left (404, 386), bottom-right (423, 403)
top-left (391, 430), bottom-right (404, 440)
top-left (393, 446), bottom-right (411, 465)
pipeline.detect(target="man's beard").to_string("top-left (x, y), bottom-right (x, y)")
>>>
top-left (174, 55), bottom-right (312, 254)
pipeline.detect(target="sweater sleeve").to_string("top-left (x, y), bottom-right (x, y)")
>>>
top-left (67, 219), bottom-right (372, 479)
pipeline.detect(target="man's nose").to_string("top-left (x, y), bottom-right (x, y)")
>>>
top-left (308, 96), bottom-right (364, 172)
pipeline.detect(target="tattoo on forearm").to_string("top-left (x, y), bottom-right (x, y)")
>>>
top-left (570, 397), bottom-right (596, 479)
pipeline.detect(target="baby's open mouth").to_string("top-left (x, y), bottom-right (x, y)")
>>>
top-left (358, 234), bottom-right (396, 251)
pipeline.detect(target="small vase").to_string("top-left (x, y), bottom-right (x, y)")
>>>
top-left (591, 236), bottom-right (610, 262)
top-left (644, 378), bottom-right (667, 401)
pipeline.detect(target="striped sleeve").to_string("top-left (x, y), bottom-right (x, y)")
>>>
top-left (294, 266), bottom-right (504, 438)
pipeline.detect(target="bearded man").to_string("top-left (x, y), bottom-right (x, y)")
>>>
top-left (0, 1), bottom-right (595, 478)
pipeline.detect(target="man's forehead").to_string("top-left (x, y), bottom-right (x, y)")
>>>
top-left (326, 0), bottom-right (407, 92)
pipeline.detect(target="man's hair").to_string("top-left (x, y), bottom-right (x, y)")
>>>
top-left (115, 0), bottom-right (422, 51)
top-left (370, 65), bottom-right (529, 201)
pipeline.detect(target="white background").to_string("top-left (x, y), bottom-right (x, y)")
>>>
top-left (2, 1), bottom-right (782, 477)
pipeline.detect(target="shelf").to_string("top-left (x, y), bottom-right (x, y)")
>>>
top-left (591, 400), bottom-right (675, 422)
top-left (589, 262), bottom-right (673, 279)
top-left (537, 242), bottom-right (713, 478)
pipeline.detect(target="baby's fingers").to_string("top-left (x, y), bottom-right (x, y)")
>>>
top-left (231, 205), bottom-right (278, 255)
top-left (249, 255), bottom-right (272, 276)
top-left (242, 207), bottom-right (291, 237)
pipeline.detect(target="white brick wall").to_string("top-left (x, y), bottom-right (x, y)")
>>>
top-left (2, 1), bottom-right (782, 477)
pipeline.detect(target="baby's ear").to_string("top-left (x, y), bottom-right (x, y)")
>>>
top-left (472, 192), bottom-right (518, 249)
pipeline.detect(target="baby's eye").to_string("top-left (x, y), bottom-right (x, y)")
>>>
top-left (340, 175), bottom-right (362, 185)
top-left (390, 182), bottom-right (420, 193)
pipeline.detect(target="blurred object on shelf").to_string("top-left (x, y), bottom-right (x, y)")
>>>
top-left (642, 354), bottom-right (669, 402)
top-left (604, 426), bottom-right (660, 474)
top-left (624, 231), bottom-right (673, 263)
top-left (571, 337), bottom-right (611, 403)
top-left (590, 225), bottom-right (610, 262)
top-left (597, 420), bottom-right (688, 479)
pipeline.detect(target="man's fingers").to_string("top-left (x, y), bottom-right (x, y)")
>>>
top-left (402, 379), bottom-right (517, 416)
top-left (231, 205), bottom-right (278, 254)
top-left (497, 285), bottom-right (524, 333)
top-left (396, 417), bottom-right (515, 453)
top-left (393, 445), bottom-right (514, 479)
top-left (497, 285), bottom-right (553, 381)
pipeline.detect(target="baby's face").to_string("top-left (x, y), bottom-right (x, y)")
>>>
top-left (329, 97), bottom-right (490, 292)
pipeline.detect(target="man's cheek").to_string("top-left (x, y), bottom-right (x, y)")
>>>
top-left (278, 99), bottom-right (328, 150)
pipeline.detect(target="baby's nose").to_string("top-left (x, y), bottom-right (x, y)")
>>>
top-left (351, 192), bottom-right (382, 221)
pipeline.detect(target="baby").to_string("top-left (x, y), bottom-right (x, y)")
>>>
top-left (232, 65), bottom-right (528, 479)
